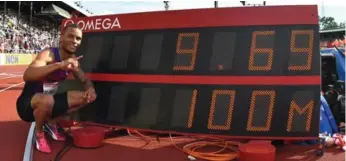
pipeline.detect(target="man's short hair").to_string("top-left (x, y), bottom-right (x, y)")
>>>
top-left (62, 24), bottom-right (81, 33)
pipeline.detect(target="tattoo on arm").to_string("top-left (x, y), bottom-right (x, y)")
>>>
top-left (73, 68), bottom-right (94, 90)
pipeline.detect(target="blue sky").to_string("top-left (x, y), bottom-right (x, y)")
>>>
top-left (78, 0), bottom-right (345, 23)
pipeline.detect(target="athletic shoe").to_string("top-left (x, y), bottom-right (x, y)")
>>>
top-left (43, 124), bottom-right (66, 141)
top-left (35, 131), bottom-right (51, 153)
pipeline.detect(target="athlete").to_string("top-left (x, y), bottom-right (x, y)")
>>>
top-left (16, 24), bottom-right (97, 153)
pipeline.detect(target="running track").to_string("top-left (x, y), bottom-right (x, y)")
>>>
top-left (0, 65), bottom-right (30, 161)
top-left (0, 65), bottom-right (344, 161)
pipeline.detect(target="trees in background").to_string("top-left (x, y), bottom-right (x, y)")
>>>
top-left (319, 16), bottom-right (345, 30)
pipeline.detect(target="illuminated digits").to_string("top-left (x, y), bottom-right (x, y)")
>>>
top-left (248, 31), bottom-right (275, 71)
top-left (173, 33), bottom-right (199, 71)
top-left (188, 89), bottom-right (198, 128)
top-left (287, 100), bottom-right (314, 132)
top-left (288, 30), bottom-right (314, 71)
top-left (207, 90), bottom-right (236, 130)
top-left (171, 89), bottom-right (198, 128)
top-left (247, 90), bottom-right (275, 132)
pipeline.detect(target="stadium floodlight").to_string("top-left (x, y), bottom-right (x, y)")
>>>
top-left (240, 1), bottom-right (266, 6)
top-left (164, 1), bottom-right (169, 10)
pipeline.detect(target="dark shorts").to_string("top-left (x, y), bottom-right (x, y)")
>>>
top-left (16, 92), bottom-right (69, 122)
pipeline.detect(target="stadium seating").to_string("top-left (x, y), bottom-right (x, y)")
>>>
top-left (0, 13), bottom-right (59, 54)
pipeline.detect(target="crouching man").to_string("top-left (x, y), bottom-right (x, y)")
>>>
top-left (16, 24), bottom-right (97, 153)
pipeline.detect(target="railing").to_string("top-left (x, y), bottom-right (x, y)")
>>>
top-left (0, 48), bottom-right (41, 54)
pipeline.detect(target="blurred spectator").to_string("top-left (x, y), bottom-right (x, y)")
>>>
top-left (320, 37), bottom-right (345, 49)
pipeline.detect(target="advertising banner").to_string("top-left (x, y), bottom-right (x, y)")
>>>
top-left (0, 54), bottom-right (33, 66)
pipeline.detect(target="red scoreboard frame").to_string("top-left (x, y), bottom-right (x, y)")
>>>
top-left (60, 5), bottom-right (321, 140)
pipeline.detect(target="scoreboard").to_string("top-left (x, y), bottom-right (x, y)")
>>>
top-left (60, 5), bottom-right (321, 139)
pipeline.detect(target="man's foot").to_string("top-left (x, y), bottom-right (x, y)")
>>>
top-left (43, 124), bottom-right (66, 141)
top-left (35, 132), bottom-right (51, 153)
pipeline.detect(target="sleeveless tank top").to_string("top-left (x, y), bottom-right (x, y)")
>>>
top-left (20, 48), bottom-right (69, 96)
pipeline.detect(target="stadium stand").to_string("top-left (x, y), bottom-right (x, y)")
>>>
top-left (0, 1), bottom-right (344, 53)
top-left (0, 1), bottom-right (90, 54)
top-left (320, 28), bottom-right (345, 48)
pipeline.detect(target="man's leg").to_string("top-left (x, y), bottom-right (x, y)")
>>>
top-left (30, 93), bottom-right (54, 153)
top-left (30, 91), bottom-right (88, 153)
top-left (31, 93), bottom-right (54, 134)
top-left (31, 91), bottom-right (88, 132)
top-left (44, 91), bottom-right (88, 141)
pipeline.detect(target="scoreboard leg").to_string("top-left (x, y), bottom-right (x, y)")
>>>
top-left (316, 137), bottom-right (326, 157)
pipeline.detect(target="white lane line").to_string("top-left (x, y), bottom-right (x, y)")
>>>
top-left (23, 122), bottom-right (35, 161)
top-left (0, 72), bottom-right (24, 75)
top-left (0, 72), bottom-right (23, 76)
top-left (0, 75), bottom-right (22, 80)
top-left (0, 83), bottom-right (21, 86)
top-left (0, 82), bottom-right (24, 93)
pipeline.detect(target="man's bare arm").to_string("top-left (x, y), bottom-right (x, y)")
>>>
top-left (72, 68), bottom-right (94, 90)
top-left (23, 50), bottom-right (61, 82)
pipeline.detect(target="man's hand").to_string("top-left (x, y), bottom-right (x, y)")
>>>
top-left (60, 55), bottom-right (83, 72)
top-left (84, 87), bottom-right (97, 103)
top-left (69, 57), bottom-right (96, 103)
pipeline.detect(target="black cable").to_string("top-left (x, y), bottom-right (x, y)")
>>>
top-left (333, 45), bottom-right (345, 57)
top-left (54, 130), bottom-right (73, 161)
top-left (53, 126), bottom-right (127, 161)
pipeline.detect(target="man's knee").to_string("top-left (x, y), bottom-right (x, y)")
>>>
top-left (67, 91), bottom-right (88, 107)
top-left (31, 94), bottom-right (54, 110)
top-left (31, 94), bottom-right (54, 116)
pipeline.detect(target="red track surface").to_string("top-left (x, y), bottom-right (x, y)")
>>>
top-left (0, 65), bottom-right (344, 161)
top-left (0, 65), bottom-right (30, 161)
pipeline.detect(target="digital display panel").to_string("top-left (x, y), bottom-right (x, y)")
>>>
top-left (59, 5), bottom-right (320, 139)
